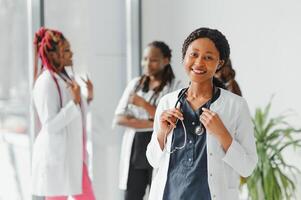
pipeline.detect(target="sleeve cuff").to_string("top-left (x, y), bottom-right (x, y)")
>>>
top-left (63, 100), bottom-right (81, 119)
top-left (154, 136), bottom-right (164, 157)
top-left (41, 100), bottom-right (81, 134)
top-left (147, 134), bottom-right (165, 168)
top-left (222, 139), bottom-right (244, 167)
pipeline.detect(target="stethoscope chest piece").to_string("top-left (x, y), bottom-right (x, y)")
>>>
top-left (195, 125), bottom-right (205, 136)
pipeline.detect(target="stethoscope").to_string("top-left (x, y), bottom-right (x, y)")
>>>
top-left (164, 86), bottom-right (216, 154)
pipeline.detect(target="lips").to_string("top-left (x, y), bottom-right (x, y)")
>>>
top-left (192, 68), bottom-right (207, 75)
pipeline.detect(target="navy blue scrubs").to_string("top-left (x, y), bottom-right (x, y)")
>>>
top-left (163, 88), bottom-right (220, 200)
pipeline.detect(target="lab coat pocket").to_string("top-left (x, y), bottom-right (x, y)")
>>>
top-left (223, 162), bottom-right (239, 189)
top-left (226, 188), bottom-right (239, 200)
top-left (46, 132), bottom-right (67, 166)
top-left (32, 132), bottom-right (47, 163)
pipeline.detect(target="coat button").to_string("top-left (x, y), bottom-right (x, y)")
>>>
top-left (192, 122), bottom-right (195, 125)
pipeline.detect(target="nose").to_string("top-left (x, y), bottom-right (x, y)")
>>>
top-left (194, 57), bottom-right (204, 67)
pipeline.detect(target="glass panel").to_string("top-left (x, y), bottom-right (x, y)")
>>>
top-left (0, 0), bottom-right (31, 199)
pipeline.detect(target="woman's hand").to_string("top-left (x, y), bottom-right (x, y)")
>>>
top-left (81, 77), bottom-right (94, 103)
top-left (200, 108), bottom-right (233, 151)
top-left (128, 93), bottom-right (157, 118)
top-left (69, 80), bottom-right (81, 105)
top-left (157, 108), bottom-right (183, 150)
top-left (128, 93), bottom-right (146, 108)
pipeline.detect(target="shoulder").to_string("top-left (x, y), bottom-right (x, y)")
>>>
top-left (158, 88), bottom-right (184, 109)
top-left (32, 71), bottom-right (61, 105)
top-left (218, 88), bottom-right (248, 109)
top-left (34, 71), bottom-right (56, 92)
top-left (170, 78), bottom-right (182, 85)
top-left (126, 76), bottom-right (141, 89)
top-left (168, 78), bottom-right (185, 90)
top-left (35, 70), bottom-right (52, 83)
top-left (129, 76), bottom-right (141, 84)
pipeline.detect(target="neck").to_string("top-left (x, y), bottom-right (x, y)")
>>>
top-left (149, 71), bottom-right (163, 82)
top-left (188, 80), bottom-right (213, 99)
top-left (149, 75), bottom-right (156, 81)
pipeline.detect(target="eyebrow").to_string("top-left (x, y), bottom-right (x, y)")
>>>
top-left (191, 49), bottom-right (214, 54)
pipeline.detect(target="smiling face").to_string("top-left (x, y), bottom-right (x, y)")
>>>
top-left (184, 38), bottom-right (224, 84)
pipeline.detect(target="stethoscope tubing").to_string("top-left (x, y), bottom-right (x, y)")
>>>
top-left (164, 86), bottom-right (216, 154)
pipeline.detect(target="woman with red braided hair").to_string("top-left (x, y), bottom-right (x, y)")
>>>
top-left (31, 27), bottom-right (95, 200)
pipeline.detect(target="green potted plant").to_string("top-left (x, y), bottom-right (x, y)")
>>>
top-left (245, 100), bottom-right (301, 200)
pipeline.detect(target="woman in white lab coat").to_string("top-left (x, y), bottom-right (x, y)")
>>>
top-left (146, 28), bottom-right (258, 200)
top-left (31, 28), bottom-right (95, 200)
top-left (113, 41), bottom-right (183, 200)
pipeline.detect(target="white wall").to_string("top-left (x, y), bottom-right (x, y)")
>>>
top-left (142, 0), bottom-right (301, 198)
top-left (44, 1), bottom-right (126, 199)
top-left (142, 0), bottom-right (301, 121)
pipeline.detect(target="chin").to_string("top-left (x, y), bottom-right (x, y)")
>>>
top-left (190, 76), bottom-right (211, 84)
top-left (145, 72), bottom-right (157, 77)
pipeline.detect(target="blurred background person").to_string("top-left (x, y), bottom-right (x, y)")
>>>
top-left (215, 59), bottom-right (242, 96)
top-left (113, 41), bottom-right (183, 200)
top-left (31, 27), bottom-right (95, 200)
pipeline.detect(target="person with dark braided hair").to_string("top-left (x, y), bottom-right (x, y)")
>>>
top-left (113, 41), bottom-right (183, 200)
top-left (31, 27), bottom-right (95, 199)
top-left (146, 28), bottom-right (258, 200)
top-left (215, 58), bottom-right (242, 96)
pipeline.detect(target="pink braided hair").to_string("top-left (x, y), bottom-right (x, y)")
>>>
top-left (33, 27), bottom-right (65, 107)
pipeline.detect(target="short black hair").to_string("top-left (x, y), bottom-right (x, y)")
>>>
top-left (148, 41), bottom-right (172, 61)
top-left (182, 27), bottom-right (230, 66)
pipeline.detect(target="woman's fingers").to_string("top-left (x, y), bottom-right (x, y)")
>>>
top-left (166, 109), bottom-right (184, 121)
top-left (80, 76), bottom-right (88, 83)
top-left (80, 76), bottom-right (93, 85)
top-left (87, 79), bottom-right (92, 85)
top-left (161, 111), bottom-right (175, 123)
top-left (200, 111), bottom-right (210, 122)
top-left (66, 82), bottom-right (72, 88)
top-left (68, 80), bottom-right (81, 104)
top-left (202, 108), bottom-right (215, 116)
top-left (161, 112), bottom-right (176, 128)
top-left (200, 114), bottom-right (209, 126)
top-left (160, 108), bottom-right (184, 128)
top-left (200, 108), bottom-right (218, 126)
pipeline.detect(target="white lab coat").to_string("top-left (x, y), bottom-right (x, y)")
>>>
top-left (146, 88), bottom-right (258, 200)
top-left (113, 77), bottom-right (183, 190)
top-left (31, 70), bottom-right (88, 196)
